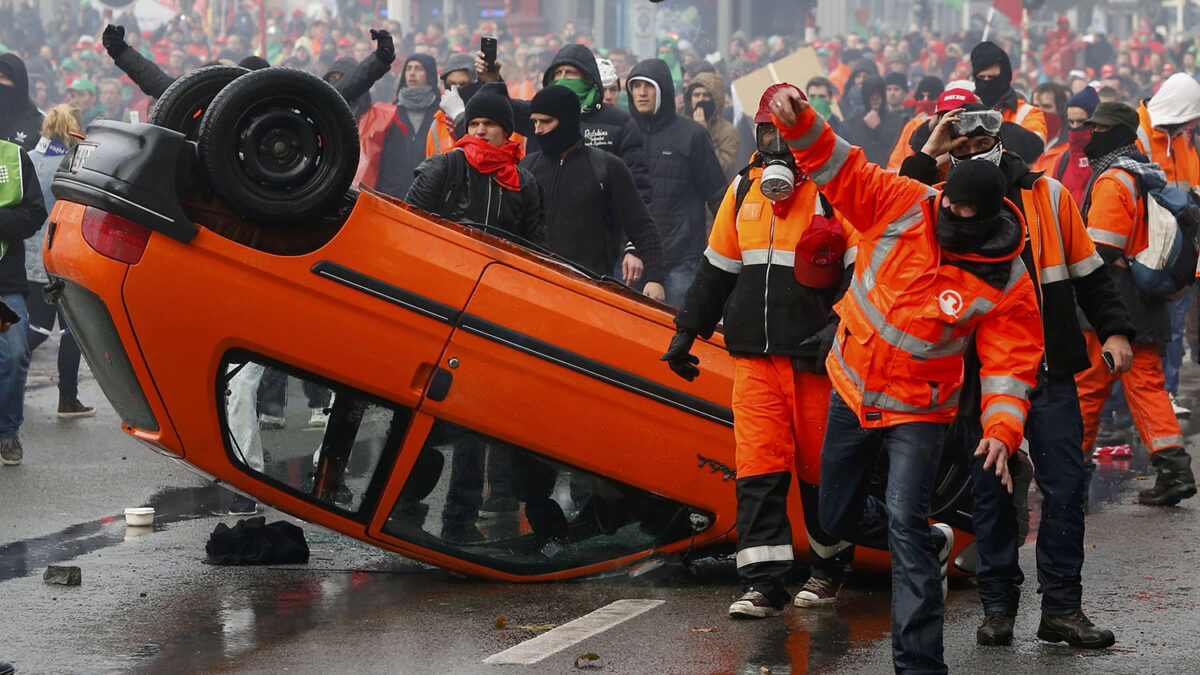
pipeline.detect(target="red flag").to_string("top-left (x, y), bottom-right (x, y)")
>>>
top-left (995, 0), bottom-right (1023, 27)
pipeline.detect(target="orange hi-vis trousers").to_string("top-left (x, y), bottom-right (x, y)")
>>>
top-left (1075, 330), bottom-right (1184, 456)
top-left (732, 355), bottom-right (831, 483)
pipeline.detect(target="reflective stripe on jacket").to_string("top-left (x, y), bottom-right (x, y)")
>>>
top-left (1006, 99), bottom-right (1048, 144)
top-left (1085, 167), bottom-right (1145, 258)
top-left (425, 109), bottom-right (456, 157)
top-left (887, 115), bottom-right (927, 171)
top-left (1135, 102), bottom-right (1200, 191)
top-left (777, 106), bottom-right (1043, 452)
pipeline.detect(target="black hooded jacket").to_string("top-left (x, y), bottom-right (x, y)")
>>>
top-left (0, 55), bottom-right (44, 151)
top-left (377, 54), bottom-right (441, 199)
top-left (846, 75), bottom-right (903, 165)
top-left (626, 58), bottom-right (727, 267)
top-left (900, 150), bottom-right (1134, 376)
top-left (509, 44), bottom-right (652, 204)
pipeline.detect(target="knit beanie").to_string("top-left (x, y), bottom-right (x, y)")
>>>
top-left (530, 83), bottom-right (581, 128)
top-left (463, 82), bottom-right (514, 136)
top-left (1065, 86), bottom-right (1100, 116)
top-left (944, 160), bottom-right (1006, 220)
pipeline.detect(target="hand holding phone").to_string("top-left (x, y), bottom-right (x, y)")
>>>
top-left (1102, 351), bottom-right (1116, 372)
top-left (0, 300), bottom-right (20, 329)
top-left (481, 36), bottom-right (498, 72)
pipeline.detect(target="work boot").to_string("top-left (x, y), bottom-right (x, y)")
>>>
top-left (1094, 416), bottom-right (1128, 446)
top-left (1037, 609), bottom-right (1115, 648)
top-left (1137, 447), bottom-right (1198, 506)
top-left (976, 612), bottom-right (1015, 646)
top-left (0, 437), bottom-right (22, 466)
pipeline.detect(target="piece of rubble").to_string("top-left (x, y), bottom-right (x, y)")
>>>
top-left (43, 565), bottom-right (81, 586)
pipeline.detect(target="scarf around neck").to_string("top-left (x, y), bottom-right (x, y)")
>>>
top-left (455, 135), bottom-right (522, 190)
top-left (398, 85), bottom-right (437, 111)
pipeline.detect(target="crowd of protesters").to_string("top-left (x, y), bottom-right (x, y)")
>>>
top-left (2, 3), bottom-right (1200, 674)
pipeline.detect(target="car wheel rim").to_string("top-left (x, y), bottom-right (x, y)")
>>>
top-left (235, 104), bottom-right (326, 192)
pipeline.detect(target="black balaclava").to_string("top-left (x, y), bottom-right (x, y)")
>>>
top-left (939, 160), bottom-right (1016, 282)
top-left (970, 41), bottom-right (1012, 108)
top-left (0, 54), bottom-right (33, 131)
top-left (530, 84), bottom-right (582, 156)
top-left (1084, 125), bottom-right (1138, 161)
top-left (943, 159), bottom-right (1006, 223)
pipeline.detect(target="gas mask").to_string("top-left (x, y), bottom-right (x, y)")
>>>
top-left (756, 123), bottom-right (796, 201)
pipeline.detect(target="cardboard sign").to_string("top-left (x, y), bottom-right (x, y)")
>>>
top-left (731, 46), bottom-right (841, 119)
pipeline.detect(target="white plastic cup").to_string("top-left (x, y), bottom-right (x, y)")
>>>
top-left (124, 507), bottom-right (155, 527)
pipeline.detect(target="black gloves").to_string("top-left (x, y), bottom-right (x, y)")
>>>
top-left (102, 24), bottom-right (130, 60)
top-left (660, 331), bottom-right (700, 382)
top-left (370, 29), bottom-right (395, 64)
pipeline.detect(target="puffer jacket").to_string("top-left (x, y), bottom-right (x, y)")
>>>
top-left (626, 58), bottom-right (728, 267)
top-left (780, 104), bottom-right (1044, 453)
top-left (683, 72), bottom-right (740, 180)
top-left (405, 148), bottom-right (546, 248)
top-left (675, 167), bottom-right (854, 367)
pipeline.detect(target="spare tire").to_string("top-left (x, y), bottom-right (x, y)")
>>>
top-left (197, 67), bottom-right (359, 227)
top-left (149, 65), bottom-right (248, 140)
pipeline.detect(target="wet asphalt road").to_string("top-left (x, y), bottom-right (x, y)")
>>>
top-left (2, 347), bottom-right (1200, 674)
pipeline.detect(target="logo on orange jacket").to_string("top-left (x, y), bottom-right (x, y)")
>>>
top-left (938, 289), bottom-right (964, 318)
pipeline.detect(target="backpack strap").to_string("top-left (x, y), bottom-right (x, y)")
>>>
top-left (437, 148), bottom-right (468, 216)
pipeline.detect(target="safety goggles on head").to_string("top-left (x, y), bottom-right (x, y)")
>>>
top-left (951, 109), bottom-right (1003, 138)
top-left (756, 122), bottom-right (786, 155)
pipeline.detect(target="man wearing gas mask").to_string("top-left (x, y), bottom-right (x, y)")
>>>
top-left (768, 84), bottom-right (1044, 674)
top-left (902, 104), bottom-right (1130, 649)
top-left (661, 83), bottom-right (857, 619)
top-left (970, 41), bottom-right (1047, 164)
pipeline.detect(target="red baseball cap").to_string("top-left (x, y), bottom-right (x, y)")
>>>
top-left (1100, 63), bottom-right (1116, 77)
top-left (936, 87), bottom-right (979, 113)
top-left (794, 215), bottom-right (846, 289)
top-left (755, 82), bottom-right (806, 124)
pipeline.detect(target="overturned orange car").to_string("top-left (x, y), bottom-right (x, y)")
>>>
top-left (42, 67), bottom-right (978, 582)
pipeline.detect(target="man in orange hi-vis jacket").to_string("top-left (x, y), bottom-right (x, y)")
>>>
top-left (662, 83), bottom-right (858, 620)
top-left (767, 87), bottom-right (1044, 674)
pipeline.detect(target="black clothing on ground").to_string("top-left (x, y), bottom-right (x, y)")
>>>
top-left (625, 58), bottom-right (727, 267)
top-left (206, 516), bottom-right (310, 565)
top-left (405, 148), bottom-right (546, 248)
top-left (0, 55), bottom-right (45, 151)
top-left (521, 140), bottom-right (663, 283)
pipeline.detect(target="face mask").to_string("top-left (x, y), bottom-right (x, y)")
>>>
top-left (554, 77), bottom-right (600, 109)
top-left (536, 120), bottom-right (582, 157)
top-left (973, 77), bottom-right (1008, 107)
top-left (1044, 113), bottom-right (1063, 141)
top-left (810, 96), bottom-right (833, 119)
top-left (1068, 127), bottom-right (1091, 152)
top-left (1084, 126), bottom-right (1137, 160)
top-left (950, 139), bottom-right (1004, 168)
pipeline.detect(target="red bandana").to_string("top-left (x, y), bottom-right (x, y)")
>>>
top-left (454, 135), bottom-right (523, 190)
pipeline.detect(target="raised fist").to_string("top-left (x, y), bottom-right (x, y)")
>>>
top-left (102, 24), bottom-right (129, 59)
top-left (369, 29), bottom-right (395, 64)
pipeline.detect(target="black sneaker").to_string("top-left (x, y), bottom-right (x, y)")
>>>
top-left (0, 660), bottom-right (14, 675)
top-left (0, 437), bottom-right (21, 466)
top-left (1037, 609), bottom-right (1115, 648)
top-left (728, 590), bottom-right (785, 619)
top-left (57, 398), bottom-right (95, 418)
top-left (977, 612), bottom-right (1015, 646)
top-left (1138, 447), bottom-right (1197, 506)
top-left (229, 495), bottom-right (258, 515)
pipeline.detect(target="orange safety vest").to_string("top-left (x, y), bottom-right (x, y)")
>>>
top-left (887, 115), bottom-right (929, 170)
top-left (1001, 97), bottom-right (1048, 145)
top-left (425, 109), bottom-right (456, 157)
top-left (1084, 167), bottom-right (1148, 259)
top-left (1032, 141), bottom-right (1068, 176)
top-left (779, 106), bottom-right (1043, 452)
top-left (1135, 102), bottom-right (1200, 191)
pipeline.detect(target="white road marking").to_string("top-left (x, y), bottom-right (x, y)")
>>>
top-left (483, 598), bottom-right (665, 665)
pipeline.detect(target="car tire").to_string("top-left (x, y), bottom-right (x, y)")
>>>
top-left (148, 65), bottom-right (248, 140)
top-left (197, 67), bottom-right (360, 227)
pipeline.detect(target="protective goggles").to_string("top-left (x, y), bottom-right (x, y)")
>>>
top-left (756, 123), bottom-right (787, 154)
top-left (951, 110), bottom-right (1003, 138)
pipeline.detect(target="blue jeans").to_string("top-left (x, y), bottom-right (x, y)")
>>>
top-left (663, 258), bottom-right (700, 309)
top-left (819, 392), bottom-right (948, 674)
top-left (1164, 288), bottom-right (1191, 394)
top-left (971, 372), bottom-right (1087, 615)
top-left (0, 293), bottom-right (31, 438)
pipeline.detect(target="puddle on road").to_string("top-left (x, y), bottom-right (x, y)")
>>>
top-left (0, 485), bottom-right (225, 583)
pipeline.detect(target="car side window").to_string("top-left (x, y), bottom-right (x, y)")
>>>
top-left (380, 418), bottom-right (708, 575)
top-left (219, 353), bottom-right (409, 517)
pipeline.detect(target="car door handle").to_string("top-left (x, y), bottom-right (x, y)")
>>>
top-left (427, 367), bottom-right (453, 402)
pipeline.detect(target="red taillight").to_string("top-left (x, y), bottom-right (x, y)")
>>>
top-left (80, 207), bottom-right (153, 264)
